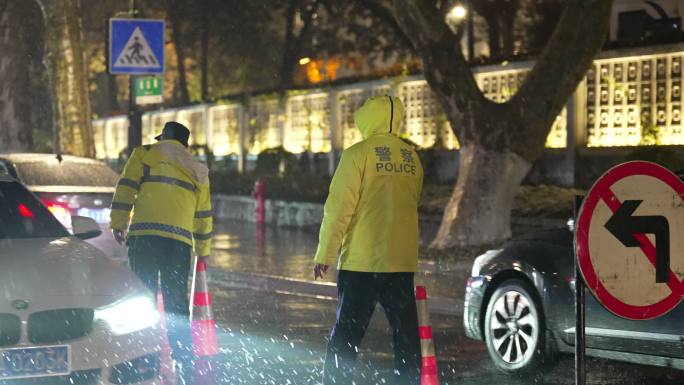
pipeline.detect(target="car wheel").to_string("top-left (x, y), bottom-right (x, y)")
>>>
top-left (483, 279), bottom-right (550, 375)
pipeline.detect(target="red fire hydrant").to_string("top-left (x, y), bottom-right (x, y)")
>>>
top-left (252, 177), bottom-right (266, 224)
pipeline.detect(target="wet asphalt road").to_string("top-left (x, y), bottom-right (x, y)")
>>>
top-left (177, 219), bottom-right (684, 384)
top-left (206, 286), bottom-right (684, 385)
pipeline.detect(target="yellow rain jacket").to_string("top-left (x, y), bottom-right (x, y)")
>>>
top-left (314, 96), bottom-right (423, 272)
top-left (110, 140), bottom-right (213, 257)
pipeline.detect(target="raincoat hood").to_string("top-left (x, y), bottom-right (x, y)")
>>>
top-left (354, 96), bottom-right (404, 139)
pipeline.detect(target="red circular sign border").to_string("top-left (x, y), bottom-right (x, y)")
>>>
top-left (575, 161), bottom-right (684, 320)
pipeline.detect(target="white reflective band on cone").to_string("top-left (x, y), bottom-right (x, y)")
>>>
top-left (197, 270), bottom-right (210, 292)
top-left (193, 304), bottom-right (214, 321)
top-left (421, 339), bottom-right (436, 358)
top-left (417, 300), bottom-right (430, 327)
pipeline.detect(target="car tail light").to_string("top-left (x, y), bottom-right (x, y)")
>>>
top-left (42, 200), bottom-right (72, 228)
top-left (18, 203), bottom-right (34, 218)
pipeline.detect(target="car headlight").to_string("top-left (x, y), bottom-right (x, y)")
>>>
top-left (95, 293), bottom-right (160, 335)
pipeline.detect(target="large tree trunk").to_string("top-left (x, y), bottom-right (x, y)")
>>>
top-left (500, 2), bottom-right (518, 57)
top-left (167, 0), bottom-right (190, 104)
top-left (44, 0), bottom-right (94, 157)
top-left (393, 0), bottom-right (613, 248)
top-left (279, 0), bottom-right (298, 88)
top-left (484, 14), bottom-right (500, 60)
top-left (199, 1), bottom-right (209, 101)
top-left (107, 73), bottom-right (119, 111)
top-left (432, 144), bottom-right (531, 247)
top-left (0, 0), bottom-right (33, 151)
top-left (279, 0), bottom-right (322, 88)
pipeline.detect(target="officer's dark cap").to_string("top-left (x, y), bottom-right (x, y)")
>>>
top-left (155, 121), bottom-right (190, 147)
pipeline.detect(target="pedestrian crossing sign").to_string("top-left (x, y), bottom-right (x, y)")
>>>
top-left (109, 18), bottom-right (165, 74)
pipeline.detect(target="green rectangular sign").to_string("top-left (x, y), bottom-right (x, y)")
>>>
top-left (135, 76), bottom-right (163, 105)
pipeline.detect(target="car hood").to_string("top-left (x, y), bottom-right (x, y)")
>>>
top-left (0, 237), bottom-right (145, 311)
top-left (514, 227), bottom-right (573, 246)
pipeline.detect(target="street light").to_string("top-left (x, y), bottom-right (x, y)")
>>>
top-left (448, 4), bottom-right (467, 21)
top-left (445, 2), bottom-right (474, 61)
top-left (299, 57), bottom-right (311, 65)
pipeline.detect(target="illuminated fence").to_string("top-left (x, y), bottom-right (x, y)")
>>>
top-left (96, 116), bottom-right (127, 160)
top-left (285, 93), bottom-right (331, 153)
top-left (397, 80), bottom-right (457, 149)
top-left (144, 110), bottom-right (177, 144)
top-left (247, 99), bottom-right (281, 155)
top-left (586, 52), bottom-right (684, 146)
top-left (92, 44), bottom-right (684, 171)
top-left (475, 66), bottom-right (567, 149)
top-left (208, 105), bottom-right (240, 156)
top-left (176, 106), bottom-right (207, 147)
top-left (337, 83), bottom-right (391, 148)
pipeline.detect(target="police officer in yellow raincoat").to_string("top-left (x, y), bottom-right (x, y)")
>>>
top-left (110, 122), bottom-right (212, 385)
top-left (314, 96), bottom-right (423, 385)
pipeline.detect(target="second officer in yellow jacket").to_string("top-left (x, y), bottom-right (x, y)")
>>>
top-left (314, 96), bottom-right (423, 385)
top-left (110, 121), bottom-right (212, 385)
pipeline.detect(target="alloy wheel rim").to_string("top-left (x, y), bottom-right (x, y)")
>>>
top-left (489, 290), bottom-right (538, 365)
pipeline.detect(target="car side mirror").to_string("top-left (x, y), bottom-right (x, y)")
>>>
top-left (72, 216), bottom-right (102, 240)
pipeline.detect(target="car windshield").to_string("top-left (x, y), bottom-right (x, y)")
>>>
top-left (14, 160), bottom-right (118, 187)
top-left (0, 180), bottom-right (69, 239)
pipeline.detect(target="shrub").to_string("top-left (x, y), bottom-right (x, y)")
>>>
top-left (625, 147), bottom-right (684, 173)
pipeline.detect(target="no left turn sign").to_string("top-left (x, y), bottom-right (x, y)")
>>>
top-left (575, 161), bottom-right (684, 320)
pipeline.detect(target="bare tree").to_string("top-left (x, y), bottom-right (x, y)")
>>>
top-left (199, 0), bottom-right (211, 101)
top-left (0, 0), bottom-right (33, 151)
top-left (471, 0), bottom-right (521, 59)
top-left (280, 0), bottom-right (322, 88)
top-left (390, 0), bottom-right (613, 248)
top-left (165, 0), bottom-right (190, 104)
top-left (41, 0), bottom-right (95, 157)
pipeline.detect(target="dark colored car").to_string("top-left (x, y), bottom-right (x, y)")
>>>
top-left (0, 153), bottom-right (125, 260)
top-left (463, 226), bottom-right (684, 375)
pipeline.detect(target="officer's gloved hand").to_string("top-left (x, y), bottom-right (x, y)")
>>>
top-left (314, 264), bottom-right (328, 280)
top-left (112, 229), bottom-right (127, 245)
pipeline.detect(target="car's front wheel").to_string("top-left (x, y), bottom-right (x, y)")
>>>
top-left (483, 279), bottom-right (551, 375)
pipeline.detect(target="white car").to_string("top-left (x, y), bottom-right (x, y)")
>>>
top-left (0, 174), bottom-right (163, 384)
top-left (0, 153), bottom-right (127, 262)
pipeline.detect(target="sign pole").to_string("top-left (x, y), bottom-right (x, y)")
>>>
top-left (574, 195), bottom-right (586, 385)
top-left (108, 6), bottom-right (164, 154)
top-left (127, 0), bottom-right (142, 154)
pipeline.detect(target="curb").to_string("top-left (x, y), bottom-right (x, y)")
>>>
top-left (208, 268), bottom-right (463, 316)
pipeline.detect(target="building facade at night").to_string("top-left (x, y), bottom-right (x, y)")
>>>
top-left (94, 42), bottom-right (684, 187)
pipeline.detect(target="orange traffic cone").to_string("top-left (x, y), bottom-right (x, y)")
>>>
top-left (416, 286), bottom-right (440, 385)
top-left (157, 290), bottom-right (176, 385)
top-left (191, 259), bottom-right (219, 357)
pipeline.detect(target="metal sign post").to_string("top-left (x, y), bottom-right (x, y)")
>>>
top-left (574, 195), bottom-right (586, 385)
top-left (574, 161), bottom-right (684, 384)
top-left (576, 161), bottom-right (684, 320)
top-left (108, 3), bottom-right (165, 153)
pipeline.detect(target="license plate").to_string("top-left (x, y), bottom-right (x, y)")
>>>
top-left (77, 208), bottom-right (111, 224)
top-left (0, 345), bottom-right (70, 380)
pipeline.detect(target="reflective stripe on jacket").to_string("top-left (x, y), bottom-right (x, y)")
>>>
top-left (314, 96), bottom-right (423, 272)
top-left (110, 140), bottom-right (213, 257)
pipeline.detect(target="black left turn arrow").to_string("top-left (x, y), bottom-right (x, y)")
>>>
top-left (604, 200), bottom-right (670, 283)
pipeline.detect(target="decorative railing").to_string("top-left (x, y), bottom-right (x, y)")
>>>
top-left (92, 44), bottom-right (684, 163)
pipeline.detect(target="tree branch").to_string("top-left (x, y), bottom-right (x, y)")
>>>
top-left (392, 0), bottom-right (451, 48)
top-left (292, 0), bottom-right (322, 61)
top-left (353, 0), bottom-right (414, 53)
top-left (511, 0), bottom-right (613, 153)
top-left (393, 0), bottom-right (486, 141)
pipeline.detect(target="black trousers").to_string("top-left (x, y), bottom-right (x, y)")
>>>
top-left (128, 236), bottom-right (193, 368)
top-left (323, 271), bottom-right (421, 385)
